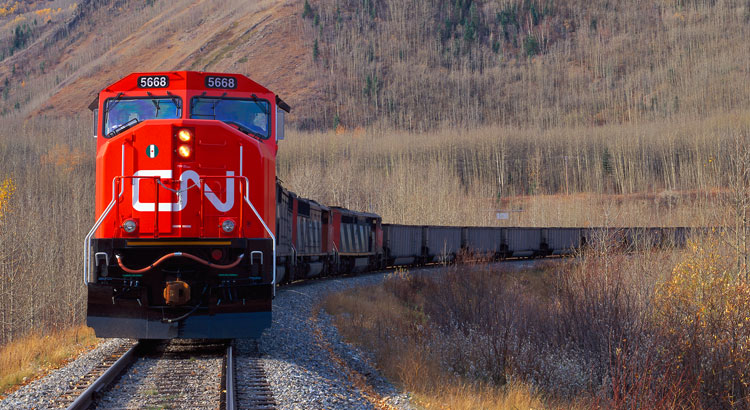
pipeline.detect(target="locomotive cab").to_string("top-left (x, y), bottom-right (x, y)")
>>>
top-left (84, 72), bottom-right (289, 339)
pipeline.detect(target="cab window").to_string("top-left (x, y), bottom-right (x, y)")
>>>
top-left (103, 97), bottom-right (182, 138)
top-left (190, 97), bottom-right (270, 139)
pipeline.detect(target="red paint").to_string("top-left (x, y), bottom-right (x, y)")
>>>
top-left (322, 210), bottom-right (332, 253)
top-left (291, 195), bottom-right (299, 249)
top-left (93, 71), bottom-right (278, 240)
top-left (331, 209), bottom-right (342, 252)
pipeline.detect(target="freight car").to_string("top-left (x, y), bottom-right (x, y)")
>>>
top-left (84, 71), bottom-right (694, 340)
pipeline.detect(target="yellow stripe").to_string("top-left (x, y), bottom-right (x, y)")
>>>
top-left (126, 241), bottom-right (233, 246)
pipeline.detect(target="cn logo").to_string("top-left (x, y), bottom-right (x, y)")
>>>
top-left (132, 170), bottom-right (235, 212)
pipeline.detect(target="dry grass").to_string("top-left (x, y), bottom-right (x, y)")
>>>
top-left (0, 325), bottom-right (96, 396)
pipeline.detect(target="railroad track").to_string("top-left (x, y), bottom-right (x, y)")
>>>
top-left (49, 338), bottom-right (275, 410)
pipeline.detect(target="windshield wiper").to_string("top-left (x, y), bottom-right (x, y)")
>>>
top-left (250, 94), bottom-right (269, 115)
top-left (224, 120), bottom-right (263, 140)
top-left (106, 117), bottom-right (139, 138)
top-left (147, 92), bottom-right (161, 117)
top-left (211, 92), bottom-right (228, 111)
top-left (166, 91), bottom-right (181, 111)
top-left (104, 92), bottom-right (124, 116)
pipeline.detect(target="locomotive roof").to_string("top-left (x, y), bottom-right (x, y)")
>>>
top-left (330, 206), bottom-right (381, 220)
top-left (103, 71), bottom-right (273, 94)
top-left (90, 71), bottom-right (290, 112)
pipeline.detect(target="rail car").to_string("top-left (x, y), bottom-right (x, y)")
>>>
top-left (84, 71), bottom-right (696, 340)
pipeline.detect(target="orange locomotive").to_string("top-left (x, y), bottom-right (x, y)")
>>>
top-left (84, 71), bottom-right (289, 339)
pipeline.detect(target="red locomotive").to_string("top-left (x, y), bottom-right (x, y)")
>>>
top-left (85, 71), bottom-right (289, 338)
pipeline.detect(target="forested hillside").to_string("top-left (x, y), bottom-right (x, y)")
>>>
top-left (301, 0), bottom-right (750, 130)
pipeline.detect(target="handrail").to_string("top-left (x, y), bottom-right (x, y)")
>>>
top-left (83, 175), bottom-right (160, 286)
top-left (84, 174), bottom-right (277, 295)
top-left (239, 176), bottom-right (277, 295)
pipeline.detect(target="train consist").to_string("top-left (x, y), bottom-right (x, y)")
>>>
top-left (84, 71), bottom-right (692, 340)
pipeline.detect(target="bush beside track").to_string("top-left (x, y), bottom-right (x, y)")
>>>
top-left (324, 237), bottom-right (750, 409)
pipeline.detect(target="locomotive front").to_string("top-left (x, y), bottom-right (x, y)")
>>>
top-left (84, 71), bottom-right (289, 339)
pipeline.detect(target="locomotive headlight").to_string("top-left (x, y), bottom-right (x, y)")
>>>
top-left (177, 129), bottom-right (192, 142)
top-left (221, 219), bottom-right (236, 233)
top-left (122, 219), bottom-right (137, 233)
top-left (177, 144), bottom-right (192, 158)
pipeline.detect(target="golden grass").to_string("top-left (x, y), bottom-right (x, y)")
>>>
top-left (409, 381), bottom-right (549, 410)
top-left (0, 325), bottom-right (97, 397)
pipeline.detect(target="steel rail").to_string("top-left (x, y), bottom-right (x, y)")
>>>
top-left (225, 343), bottom-right (236, 410)
top-left (65, 342), bottom-right (139, 410)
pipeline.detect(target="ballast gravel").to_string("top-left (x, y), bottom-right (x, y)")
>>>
top-left (0, 271), bottom-right (416, 410)
top-left (238, 272), bottom-right (416, 410)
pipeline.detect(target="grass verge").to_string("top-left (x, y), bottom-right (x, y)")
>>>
top-left (0, 325), bottom-right (97, 397)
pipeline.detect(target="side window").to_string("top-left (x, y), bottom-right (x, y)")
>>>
top-left (92, 108), bottom-right (98, 138)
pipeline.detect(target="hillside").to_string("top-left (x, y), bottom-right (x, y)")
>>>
top-left (302, 0), bottom-right (750, 130)
top-left (1, 0), bottom-right (749, 131)
top-left (0, 0), bottom-right (319, 122)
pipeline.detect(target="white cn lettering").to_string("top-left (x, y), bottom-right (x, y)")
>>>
top-left (132, 170), bottom-right (235, 212)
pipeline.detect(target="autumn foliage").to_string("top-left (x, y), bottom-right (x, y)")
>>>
top-left (654, 239), bottom-right (750, 408)
top-left (0, 177), bottom-right (14, 221)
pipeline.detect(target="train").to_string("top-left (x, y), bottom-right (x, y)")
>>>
top-left (84, 71), bottom-right (694, 340)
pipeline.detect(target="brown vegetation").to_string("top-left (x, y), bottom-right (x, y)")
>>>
top-left (0, 115), bottom-right (93, 345)
top-left (278, 115), bottom-right (737, 226)
top-left (324, 236), bottom-right (750, 408)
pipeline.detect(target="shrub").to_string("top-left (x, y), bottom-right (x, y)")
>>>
top-left (654, 239), bottom-right (750, 408)
top-left (302, 0), bottom-right (314, 19)
top-left (523, 34), bottom-right (540, 57)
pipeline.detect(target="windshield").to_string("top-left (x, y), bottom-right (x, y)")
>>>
top-left (190, 97), bottom-right (270, 139)
top-left (104, 97), bottom-right (182, 138)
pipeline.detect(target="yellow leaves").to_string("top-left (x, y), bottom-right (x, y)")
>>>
top-left (0, 177), bottom-right (15, 220)
top-left (0, 1), bottom-right (18, 17)
top-left (654, 237), bottom-right (750, 379)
